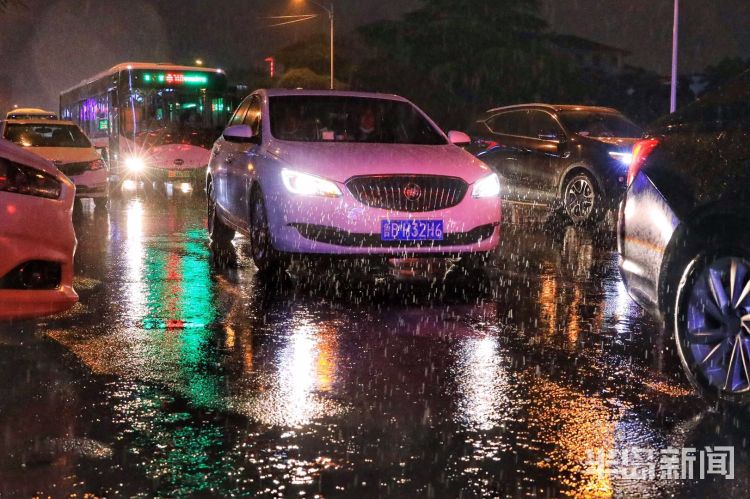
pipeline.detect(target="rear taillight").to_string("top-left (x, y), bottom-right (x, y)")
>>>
top-left (89, 159), bottom-right (105, 170)
top-left (627, 138), bottom-right (660, 186)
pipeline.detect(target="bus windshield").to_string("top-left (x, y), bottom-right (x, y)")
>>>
top-left (120, 87), bottom-right (226, 149)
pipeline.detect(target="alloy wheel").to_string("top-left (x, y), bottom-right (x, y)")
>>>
top-left (564, 176), bottom-right (595, 222)
top-left (679, 257), bottom-right (750, 394)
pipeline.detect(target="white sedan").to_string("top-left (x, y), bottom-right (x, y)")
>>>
top-left (0, 139), bottom-right (78, 320)
top-left (207, 89), bottom-right (502, 272)
top-left (1, 119), bottom-right (109, 207)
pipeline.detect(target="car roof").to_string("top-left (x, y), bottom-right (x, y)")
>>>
top-left (3, 119), bottom-right (79, 126)
top-left (6, 107), bottom-right (56, 115)
top-left (61, 62), bottom-right (224, 94)
top-left (482, 103), bottom-right (621, 115)
top-left (261, 88), bottom-right (411, 103)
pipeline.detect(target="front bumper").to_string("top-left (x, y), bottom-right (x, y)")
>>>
top-left (0, 189), bottom-right (78, 321)
top-left (263, 180), bottom-right (502, 256)
top-left (69, 169), bottom-right (109, 198)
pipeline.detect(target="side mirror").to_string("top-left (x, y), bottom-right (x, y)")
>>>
top-left (447, 130), bottom-right (471, 146)
top-left (223, 124), bottom-right (258, 144)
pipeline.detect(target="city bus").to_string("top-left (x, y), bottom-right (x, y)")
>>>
top-left (60, 62), bottom-right (230, 191)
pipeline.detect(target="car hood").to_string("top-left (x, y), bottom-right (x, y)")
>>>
top-left (265, 140), bottom-right (494, 184)
top-left (24, 146), bottom-right (99, 163)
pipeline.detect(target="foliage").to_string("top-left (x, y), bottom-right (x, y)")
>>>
top-left (354, 0), bottom-right (577, 128)
top-left (276, 33), bottom-right (331, 76)
top-left (276, 67), bottom-right (347, 90)
top-left (702, 57), bottom-right (750, 95)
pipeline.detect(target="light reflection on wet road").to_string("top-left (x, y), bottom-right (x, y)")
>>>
top-left (1, 193), bottom-right (749, 497)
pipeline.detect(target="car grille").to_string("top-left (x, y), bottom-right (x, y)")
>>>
top-left (57, 161), bottom-right (89, 177)
top-left (346, 175), bottom-right (468, 212)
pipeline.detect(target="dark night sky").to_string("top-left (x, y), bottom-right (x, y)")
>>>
top-left (1, 0), bottom-right (749, 114)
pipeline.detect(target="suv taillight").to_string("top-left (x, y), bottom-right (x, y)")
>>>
top-left (627, 138), bottom-right (660, 186)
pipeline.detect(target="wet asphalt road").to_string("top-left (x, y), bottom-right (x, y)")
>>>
top-left (1, 190), bottom-right (749, 498)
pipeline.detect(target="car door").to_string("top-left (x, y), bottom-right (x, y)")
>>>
top-left (476, 110), bottom-right (530, 201)
top-left (226, 94), bottom-right (262, 224)
top-left (522, 110), bottom-right (568, 204)
top-left (213, 97), bottom-right (251, 219)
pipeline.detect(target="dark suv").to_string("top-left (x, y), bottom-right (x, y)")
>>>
top-left (618, 70), bottom-right (750, 404)
top-left (468, 104), bottom-right (642, 223)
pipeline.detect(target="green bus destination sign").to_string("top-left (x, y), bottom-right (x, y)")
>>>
top-left (141, 72), bottom-right (208, 86)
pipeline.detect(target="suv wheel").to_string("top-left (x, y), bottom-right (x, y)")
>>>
top-left (563, 172), bottom-right (601, 224)
top-left (675, 253), bottom-right (750, 404)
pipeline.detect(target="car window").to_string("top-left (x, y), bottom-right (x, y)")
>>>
top-left (528, 110), bottom-right (564, 140)
top-left (268, 95), bottom-right (447, 145)
top-left (243, 96), bottom-right (262, 137)
top-left (557, 111), bottom-right (641, 138)
top-left (486, 110), bottom-right (527, 136)
top-left (3, 123), bottom-right (92, 148)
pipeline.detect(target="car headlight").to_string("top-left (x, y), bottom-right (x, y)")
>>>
top-left (0, 160), bottom-right (61, 199)
top-left (124, 156), bottom-right (146, 173)
top-left (608, 151), bottom-right (633, 166)
top-left (472, 173), bottom-right (501, 198)
top-left (89, 159), bottom-right (105, 171)
top-left (281, 169), bottom-right (342, 197)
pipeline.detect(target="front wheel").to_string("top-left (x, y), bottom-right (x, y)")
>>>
top-left (207, 183), bottom-right (235, 243)
top-left (674, 253), bottom-right (750, 404)
top-left (563, 172), bottom-right (601, 225)
top-left (250, 187), bottom-right (285, 274)
top-left (94, 196), bottom-right (109, 209)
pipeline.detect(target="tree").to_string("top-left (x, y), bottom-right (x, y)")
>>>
top-left (276, 67), bottom-right (346, 90)
top-left (355, 0), bottom-right (573, 128)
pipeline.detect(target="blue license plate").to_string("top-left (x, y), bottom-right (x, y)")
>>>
top-left (381, 220), bottom-right (444, 241)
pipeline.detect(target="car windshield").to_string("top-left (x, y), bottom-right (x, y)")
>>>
top-left (4, 123), bottom-right (91, 148)
top-left (558, 111), bottom-right (642, 138)
top-left (269, 95), bottom-right (447, 145)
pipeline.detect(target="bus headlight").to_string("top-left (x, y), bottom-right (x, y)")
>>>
top-left (124, 156), bottom-right (146, 173)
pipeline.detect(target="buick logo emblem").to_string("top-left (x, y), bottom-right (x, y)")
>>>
top-left (173, 158), bottom-right (184, 166)
top-left (403, 183), bottom-right (422, 201)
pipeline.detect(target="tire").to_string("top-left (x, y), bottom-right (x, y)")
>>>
top-left (674, 250), bottom-right (750, 404)
top-left (206, 182), bottom-right (235, 243)
top-left (249, 187), bottom-right (285, 274)
top-left (562, 172), bottom-right (602, 225)
top-left (94, 197), bottom-right (109, 209)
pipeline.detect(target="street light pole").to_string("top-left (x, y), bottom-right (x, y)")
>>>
top-left (300, 0), bottom-right (334, 89)
top-left (329, 2), bottom-right (334, 90)
top-left (670, 0), bottom-right (679, 113)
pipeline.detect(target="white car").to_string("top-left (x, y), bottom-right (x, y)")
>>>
top-left (5, 108), bottom-right (57, 120)
top-left (0, 139), bottom-right (78, 320)
top-left (1, 119), bottom-right (109, 206)
top-left (207, 89), bottom-right (502, 272)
